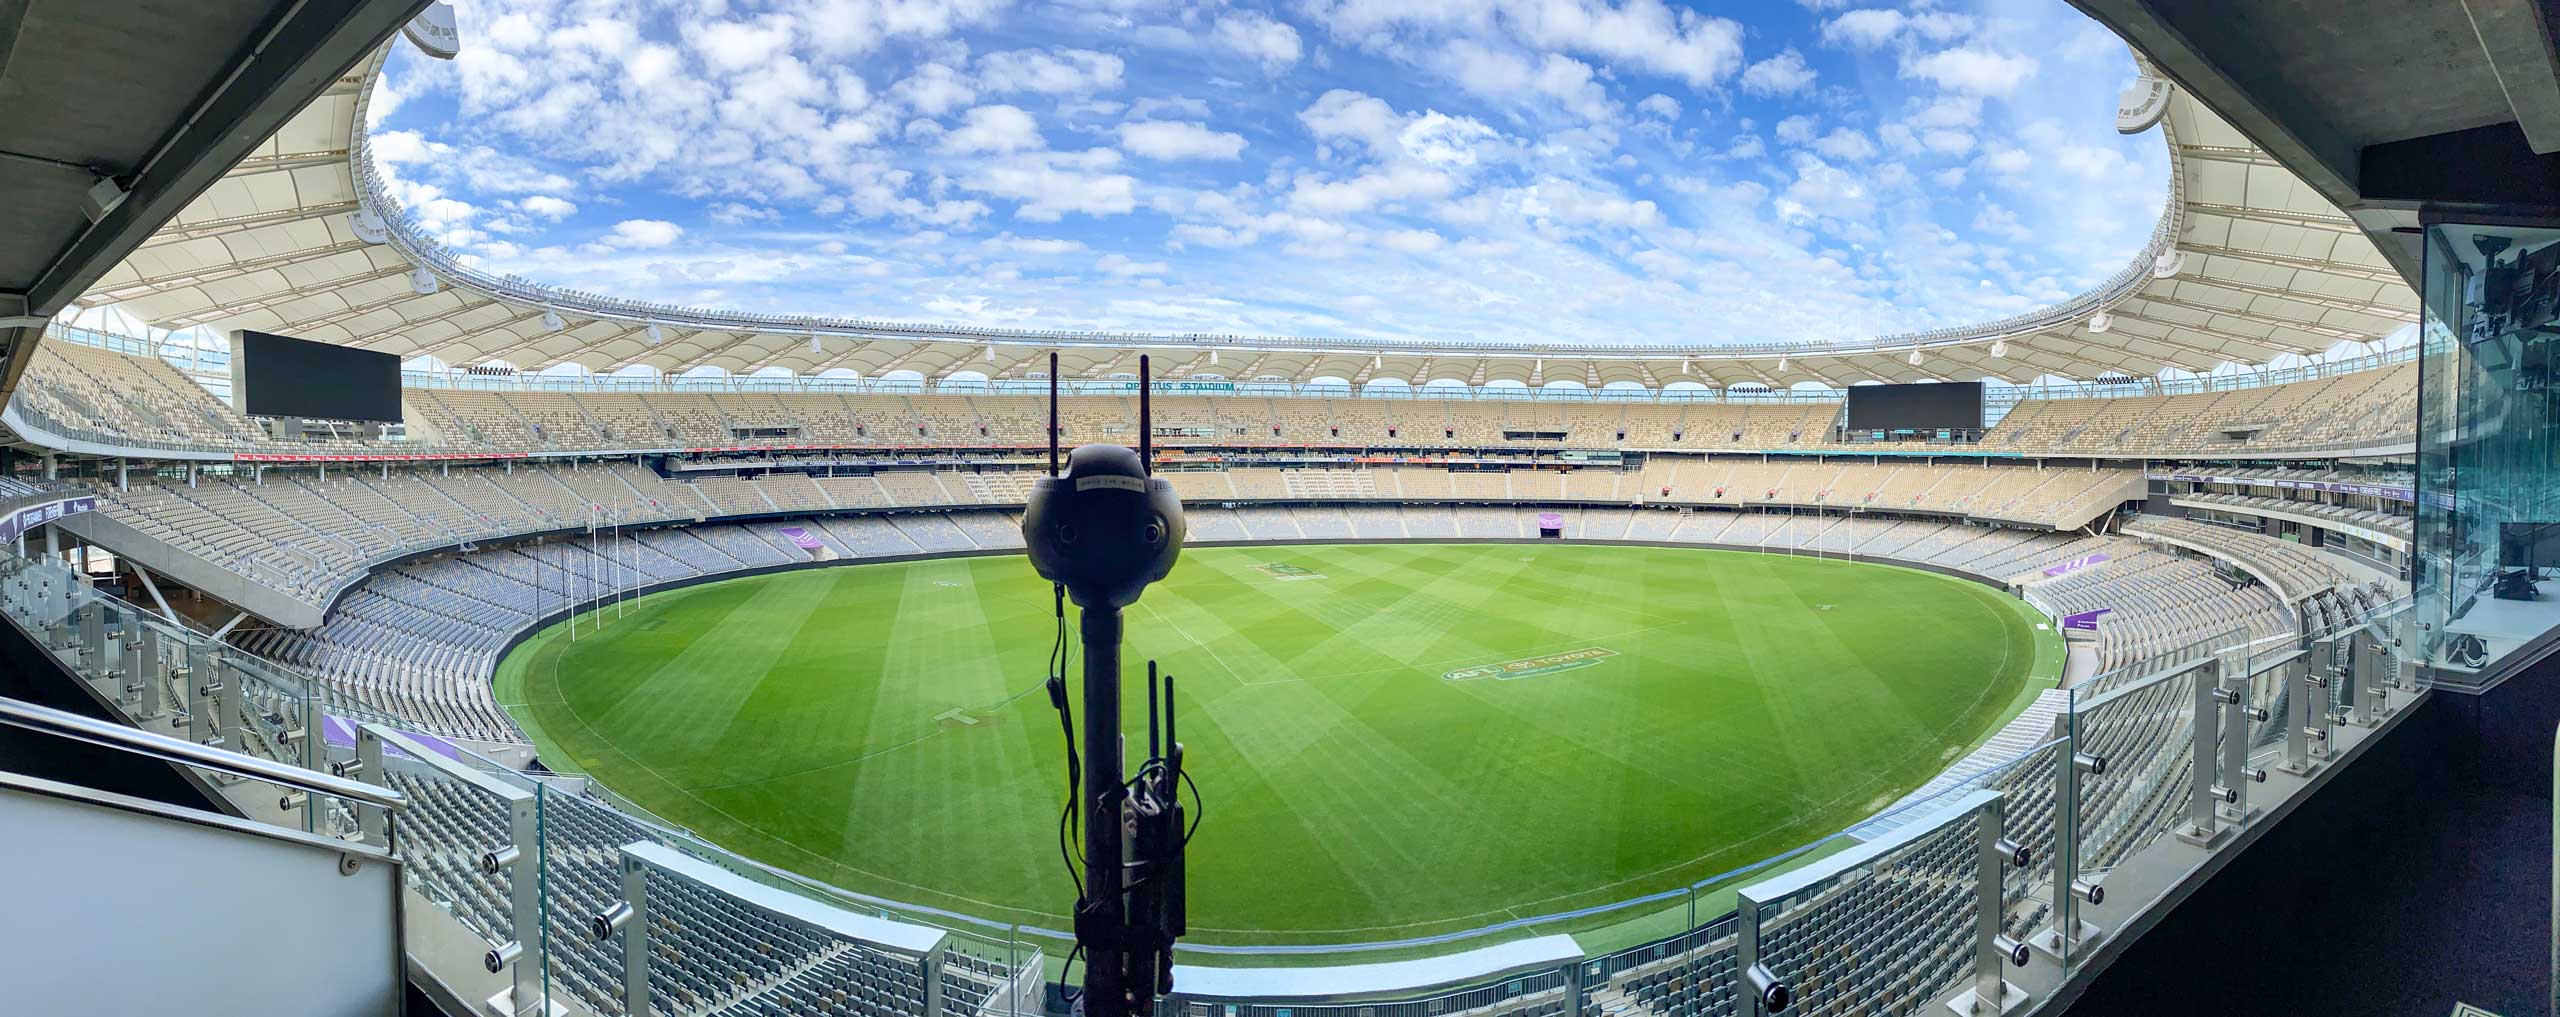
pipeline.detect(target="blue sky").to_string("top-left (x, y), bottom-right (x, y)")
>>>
top-left (368, 0), bottom-right (2167, 350)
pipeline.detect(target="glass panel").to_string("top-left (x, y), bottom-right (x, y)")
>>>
top-left (2414, 221), bottom-right (2560, 680)
top-left (2068, 648), bottom-right (2211, 886)
top-left (1743, 788), bottom-right (1993, 1015)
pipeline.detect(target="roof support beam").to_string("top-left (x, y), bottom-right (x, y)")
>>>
top-left (2183, 201), bottom-right (2357, 232)
top-left (221, 150), bottom-right (353, 177)
top-left (90, 240), bottom-right (376, 301)
top-left (2181, 243), bottom-right (2404, 284)
top-left (338, 298), bottom-right (514, 349)
top-left (2461, 0), bottom-right (2560, 154)
top-left (139, 201), bottom-right (360, 248)
top-left (158, 263), bottom-right (410, 327)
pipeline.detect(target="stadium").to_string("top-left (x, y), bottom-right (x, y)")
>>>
top-left (0, 2), bottom-right (2549, 1017)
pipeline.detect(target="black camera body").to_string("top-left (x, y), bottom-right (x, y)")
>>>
top-left (1023, 444), bottom-right (1185, 610)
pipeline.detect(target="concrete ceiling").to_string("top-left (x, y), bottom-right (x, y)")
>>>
top-left (0, 0), bottom-right (427, 403)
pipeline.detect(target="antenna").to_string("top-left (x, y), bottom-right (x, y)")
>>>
top-left (1048, 351), bottom-right (1060, 477)
top-left (1138, 354), bottom-right (1152, 476)
top-left (1147, 660), bottom-right (1161, 757)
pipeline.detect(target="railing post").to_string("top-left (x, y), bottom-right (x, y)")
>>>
top-left (2219, 660), bottom-right (2266, 831)
top-left (1735, 884), bottom-right (1784, 1017)
top-left (503, 790), bottom-right (542, 1015)
top-left (620, 850), bottom-right (650, 1017)
top-left (1954, 796), bottom-right (2028, 1015)
top-left (2177, 657), bottom-right (2232, 847)
top-left (2348, 627), bottom-right (2395, 725)
top-left (2285, 638), bottom-right (2337, 776)
top-left (2039, 713), bottom-right (2106, 962)
top-left (131, 624), bottom-right (164, 721)
top-left (354, 726), bottom-right (387, 848)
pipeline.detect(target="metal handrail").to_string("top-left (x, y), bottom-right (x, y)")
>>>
top-left (0, 695), bottom-right (405, 810)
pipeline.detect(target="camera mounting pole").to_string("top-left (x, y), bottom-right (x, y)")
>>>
top-left (1023, 353), bottom-right (1189, 1015)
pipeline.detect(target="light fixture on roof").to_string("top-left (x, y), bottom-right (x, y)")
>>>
top-left (1210, 349), bottom-right (1220, 365)
top-left (1681, 358), bottom-right (1691, 375)
top-left (2151, 249), bottom-right (2185, 279)
top-left (349, 210), bottom-right (389, 244)
top-left (2088, 312), bottom-right (2112, 334)
top-left (1907, 349), bottom-right (1924, 367)
top-left (541, 310), bottom-right (564, 332)
top-left (401, 1), bottom-right (461, 60)
top-left (1776, 356), bottom-right (1788, 373)
top-left (81, 175), bottom-right (128, 224)
top-left (1990, 339), bottom-right (2009, 358)
top-left (409, 268), bottom-right (438, 295)
top-left (986, 344), bottom-right (997, 362)
top-left (809, 334), bottom-right (822, 354)
top-left (645, 324), bottom-right (664, 345)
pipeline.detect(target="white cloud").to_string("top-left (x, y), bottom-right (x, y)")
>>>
top-left (1379, 228), bottom-right (1446, 253)
top-left (1820, 9), bottom-right (1905, 50)
top-left (890, 62), bottom-right (976, 115)
top-left (1095, 253), bottom-right (1168, 275)
top-left (806, 0), bottom-right (1005, 57)
top-left (602, 219), bottom-right (683, 248)
top-left (1902, 47), bottom-right (2038, 96)
top-left (1811, 127), bottom-right (1877, 161)
top-left (1775, 115), bottom-right (1820, 145)
top-left (1435, 40), bottom-right (1616, 121)
top-left (1211, 12), bottom-right (1303, 71)
top-left (1289, 163), bottom-right (1456, 214)
top-left (1119, 120), bottom-right (1247, 161)
top-left (517, 195), bottom-right (578, 220)
top-left (707, 202), bottom-right (779, 224)
top-left (977, 49), bottom-right (1124, 96)
top-left (963, 148), bottom-right (1138, 220)
top-left (1300, 89), bottom-right (1404, 154)
top-left (1740, 48), bottom-right (1816, 96)
top-left (985, 233), bottom-right (1086, 255)
top-left (693, 15), bottom-right (795, 75)
top-left (942, 104), bottom-right (1043, 154)
top-left (1637, 94), bottom-right (1682, 120)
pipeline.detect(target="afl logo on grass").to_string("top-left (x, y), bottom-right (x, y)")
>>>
top-left (1444, 647), bottom-right (1618, 682)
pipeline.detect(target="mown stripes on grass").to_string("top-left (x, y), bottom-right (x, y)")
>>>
top-left (493, 543), bottom-right (2056, 944)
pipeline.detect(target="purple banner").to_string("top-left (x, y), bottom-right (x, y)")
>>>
top-left (1534, 512), bottom-right (1564, 529)
top-left (777, 526), bottom-right (825, 551)
top-left (2042, 552), bottom-right (2110, 577)
top-left (321, 715), bottom-right (463, 762)
top-left (0, 495), bottom-right (95, 545)
top-left (2062, 608), bottom-right (2113, 631)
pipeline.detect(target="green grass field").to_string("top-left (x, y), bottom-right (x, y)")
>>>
top-left (494, 542), bottom-right (2059, 945)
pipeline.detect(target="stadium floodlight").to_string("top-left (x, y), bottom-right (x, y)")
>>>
top-left (2088, 312), bottom-right (2112, 334)
top-left (1022, 352), bottom-right (1193, 1015)
top-left (541, 310), bottom-right (565, 332)
top-left (1989, 339), bottom-right (2009, 358)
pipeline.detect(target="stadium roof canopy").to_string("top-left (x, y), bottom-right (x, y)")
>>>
top-left (0, 0), bottom-right (427, 401)
top-left (2071, 0), bottom-right (2560, 285)
top-left (79, 39), bottom-right (2420, 390)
